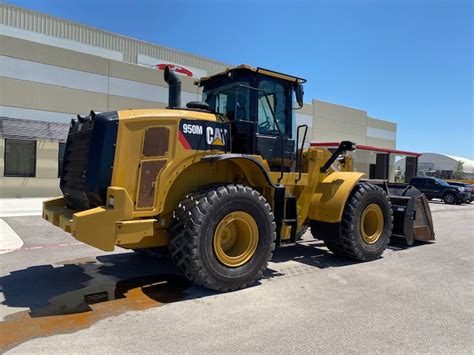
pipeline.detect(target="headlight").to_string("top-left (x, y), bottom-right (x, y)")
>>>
top-left (458, 187), bottom-right (465, 192)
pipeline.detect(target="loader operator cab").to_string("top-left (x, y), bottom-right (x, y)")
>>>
top-left (199, 65), bottom-right (306, 171)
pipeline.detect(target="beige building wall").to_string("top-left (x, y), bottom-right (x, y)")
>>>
top-left (0, 32), bottom-right (206, 198)
top-left (0, 177), bottom-right (61, 198)
top-left (0, 138), bottom-right (62, 197)
top-left (36, 141), bottom-right (59, 178)
top-left (295, 100), bottom-right (397, 177)
top-left (1, 3), bottom-right (398, 197)
top-left (0, 35), bottom-right (201, 118)
top-left (1, 3), bottom-right (228, 74)
top-left (0, 34), bottom-right (205, 198)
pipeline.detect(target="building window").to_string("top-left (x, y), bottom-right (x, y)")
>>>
top-left (4, 139), bottom-right (36, 177)
top-left (58, 143), bottom-right (66, 177)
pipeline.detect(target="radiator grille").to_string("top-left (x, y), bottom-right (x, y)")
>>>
top-left (60, 123), bottom-right (93, 210)
top-left (59, 111), bottom-right (118, 211)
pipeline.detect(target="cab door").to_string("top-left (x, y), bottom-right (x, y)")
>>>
top-left (256, 78), bottom-right (294, 171)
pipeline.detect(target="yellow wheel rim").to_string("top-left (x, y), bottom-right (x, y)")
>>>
top-left (213, 211), bottom-right (259, 267)
top-left (360, 203), bottom-right (384, 244)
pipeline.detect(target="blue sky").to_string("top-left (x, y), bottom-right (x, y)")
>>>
top-left (6, 0), bottom-right (473, 158)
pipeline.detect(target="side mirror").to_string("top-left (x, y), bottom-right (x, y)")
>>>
top-left (294, 83), bottom-right (304, 108)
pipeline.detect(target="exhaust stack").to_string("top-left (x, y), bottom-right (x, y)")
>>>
top-left (164, 66), bottom-right (181, 108)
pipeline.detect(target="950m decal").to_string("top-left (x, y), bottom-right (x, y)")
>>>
top-left (179, 119), bottom-right (230, 150)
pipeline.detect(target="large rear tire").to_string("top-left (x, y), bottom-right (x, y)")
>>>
top-left (168, 184), bottom-right (276, 292)
top-left (313, 182), bottom-right (393, 261)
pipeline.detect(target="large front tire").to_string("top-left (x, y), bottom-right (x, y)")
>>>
top-left (168, 184), bottom-right (276, 292)
top-left (313, 182), bottom-right (393, 261)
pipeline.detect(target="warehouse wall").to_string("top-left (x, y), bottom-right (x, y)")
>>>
top-left (0, 138), bottom-right (62, 197)
top-left (0, 34), bottom-right (205, 198)
top-left (295, 100), bottom-right (397, 177)
top-left (1, 33), bottom-right (397, 196)
top-left (397, 153), bottom-right (474, 180)
top-left (1, 3), bottom-right (398, 197)
top-left (0, 35), bottom-right (201, 121)
top-left (1, 3), bottom-right (227, 74)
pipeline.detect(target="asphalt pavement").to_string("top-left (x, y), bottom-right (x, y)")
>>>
top-left (0, 202), bottom-right (473, 353)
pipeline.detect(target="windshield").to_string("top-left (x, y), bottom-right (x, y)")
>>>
top-left (201, 73), bottom-right (292, 138)
top-left (203, 83), bottom-right (251, 121)
top-left (257, 79), bottom-right (289, 135)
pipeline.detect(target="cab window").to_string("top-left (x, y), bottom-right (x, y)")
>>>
top-left (257, 79), bottom-right (289, 136)
top-left (203, 84), bottom-right (251, 121)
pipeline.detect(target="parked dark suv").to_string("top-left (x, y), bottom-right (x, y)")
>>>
top-left (448, 182), bottom-right (472, 203)
top-left (409, 177), bottom-right (470, 204)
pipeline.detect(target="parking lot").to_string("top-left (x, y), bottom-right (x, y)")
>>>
top-left (1, 202), bottom-right (473, 353)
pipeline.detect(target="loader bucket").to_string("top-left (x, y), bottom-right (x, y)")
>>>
top-left (387, 184), bottom-right (435, 245)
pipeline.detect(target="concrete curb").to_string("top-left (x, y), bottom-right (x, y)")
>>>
top-left (0, 198), bottom-right (47, 217)
top-left (0, 219), bottom-right (24, 254)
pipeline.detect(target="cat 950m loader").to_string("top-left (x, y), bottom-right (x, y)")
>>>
top-left (43, 65), bottom-right (435, 291)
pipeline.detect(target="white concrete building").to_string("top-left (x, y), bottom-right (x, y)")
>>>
top-left (398, 153), bottom-right (474, 180)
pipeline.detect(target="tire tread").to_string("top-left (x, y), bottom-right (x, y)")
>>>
top-left (168, 184), bottom-right (276, 291)
top-left (316, 182), bottom-right (393, 261)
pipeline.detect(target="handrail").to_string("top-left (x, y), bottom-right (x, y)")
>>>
top-left (295, 124), bottom-right (308, 182)
top-left (320, 141), bottom-right (356, 173)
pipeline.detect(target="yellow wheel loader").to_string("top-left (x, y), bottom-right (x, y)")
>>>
top-left (43, 65), bottom-right (434, 291)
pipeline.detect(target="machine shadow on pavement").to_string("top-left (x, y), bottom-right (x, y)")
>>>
top-left (0, 252), bottom-right (214, 319)
top-left (0, 240), bottom-right (359, 318)
top-left (0, 252), bottom-right (216, 352)
top-left (1, 238), bottom-right (433, 324)
top-left (1, 239), bottom-right (415, 317)
top-left (1, 238), bottom-right (434, 319)
top-left (263, 238), bottom-right (434, 278)
top-left (0, 236), bottom-right (437, 352)
top-left (268, 241), bottom-right (357, 268)
top-left (387, 238), bottom-right (434, 251)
